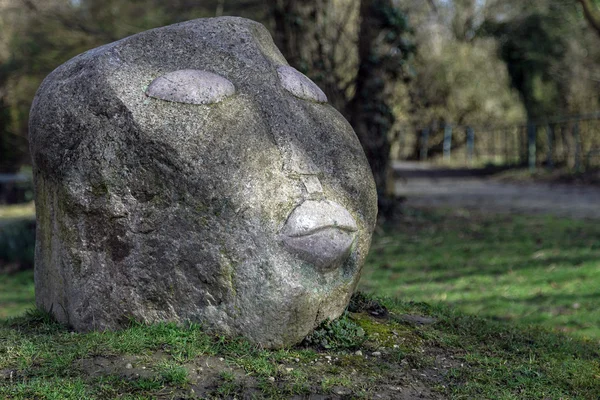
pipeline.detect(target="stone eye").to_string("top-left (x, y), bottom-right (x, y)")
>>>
top-left (146, 69), bottom-right (235, 105)
top-left (277, 66), bottom-right (327, 103)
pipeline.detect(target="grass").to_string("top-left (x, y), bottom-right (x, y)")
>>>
top-left (1, 206), bottom-right (600, 398)
top-left (361, 208), bottom-right (600, 339)
top-left (1, 296), bottom-right (599, 399)
top-left (0, 270), bottom-right (34, 319)
top-left (0, 202), bottom-right (35, 223)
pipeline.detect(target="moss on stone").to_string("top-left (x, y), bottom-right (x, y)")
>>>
top-left (90, 181), bottom-right (109, 197)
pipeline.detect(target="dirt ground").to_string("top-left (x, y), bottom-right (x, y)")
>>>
top-left (394, 162), bottom-right (600, 220)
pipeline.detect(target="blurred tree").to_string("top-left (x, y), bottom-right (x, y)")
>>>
top-left (271, 0), bottom-right (321, 70)
top-left (0, 97), bottom-right (24, 173)
top-left (400, 0), bottom-right (525, 160)
top-left (577, 0), bottom-right (600, 37)
top-left (347, 0), bottom-right (414, 215)
top-left (398, 0), bottom-right (600, 163)
top-left (483, 0), bottom-right (600, 119)
top-left (484, 10), bottom-right (569, 120)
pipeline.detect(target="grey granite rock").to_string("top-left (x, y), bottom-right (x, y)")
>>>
top-left (29, 16), bottom-right (377, 348)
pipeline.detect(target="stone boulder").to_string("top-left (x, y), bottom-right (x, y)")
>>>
top-left (29, 16), bottom-right (377, 348)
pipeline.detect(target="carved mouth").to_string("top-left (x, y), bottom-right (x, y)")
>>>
top-left (280, 200), bottom-right (358, 271)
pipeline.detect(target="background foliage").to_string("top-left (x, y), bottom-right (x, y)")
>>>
top-left (0, 0), bottom-right (599, 198)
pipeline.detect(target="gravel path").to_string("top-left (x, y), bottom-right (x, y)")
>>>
top-left (394, 162), bottom-right (600, 220)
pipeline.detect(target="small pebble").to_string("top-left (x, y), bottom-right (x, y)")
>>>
top-left (333, 387), bottom-right (352, 395)
top-left (218, 357), bottom-right (224, 362)
top-left (285, 367), bottom-right (294, 373)
top-left (355, 350), bottom-right (363, 356)
top-left (268, 376), bottom-right (275, 383)
top-left (125, 363), bottom-right (133, 369)
top-left (294, 358), bottom-right (300, 362)
top-left (324, 355), bottom-right (332, 361)
top-left (393, 345), bottom-right (399, 349)
top-left (372, 351), bottom-right (381, 357)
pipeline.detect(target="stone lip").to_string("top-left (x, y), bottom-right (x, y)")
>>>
top-left (280, 200), bottom-right (358, 270)
top-left (146, 69), bottom-right (235, 105)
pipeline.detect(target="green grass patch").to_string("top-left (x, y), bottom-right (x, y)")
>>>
top-left (0, 202), bottom-right (35, 221)
top-left (361, 209), bottom-right (600, 339)
top-left (156, 361), bottom-right (189, 385)
top-left (0, 295), bottom-right (599, 399)
top-left (0, 270), bottom-right (35, 319)
top-left (2, 208), bottom-right (600, 397)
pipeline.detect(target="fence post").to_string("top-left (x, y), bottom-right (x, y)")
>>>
top-left (443, 125), bottom-right (453, 161)
top-left (489, 129), bottom-right (495, 162)
top-left (520, 126), bottom-right (527, 164)
top-left (420, 128), bottom-right (430, 161)
top-left (546, 124), bottom-right (554, 170)
top-left (527, 122), bottom-right (537, 172)
top-left (466, 127), bottom-right (474, 164)
top-left (573, 122), bottom-right (581, 172)
top-left (504, 129), bottom-right (509, 164)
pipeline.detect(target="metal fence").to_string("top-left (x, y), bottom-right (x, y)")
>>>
top-left (405, 113), bottom-right (600, 171)
top-left (0, 173), bottom-right (33, 204)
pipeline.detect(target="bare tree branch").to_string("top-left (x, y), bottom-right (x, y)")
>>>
top-left (427, 0), bottom-right (438, 14)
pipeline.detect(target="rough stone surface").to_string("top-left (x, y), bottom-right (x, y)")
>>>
top-left (29, 16), bottom-right (377, 348)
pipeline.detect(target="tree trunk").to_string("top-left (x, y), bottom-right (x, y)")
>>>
top-left (270, 0), bottom-right (320, 71)
top-left (577, 0), bottom-right (600, 38)
top-left (347, 0), bottom-right (399, 217)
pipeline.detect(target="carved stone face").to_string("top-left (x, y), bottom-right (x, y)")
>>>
top-left (29, 17), bottom-right (377, 347)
